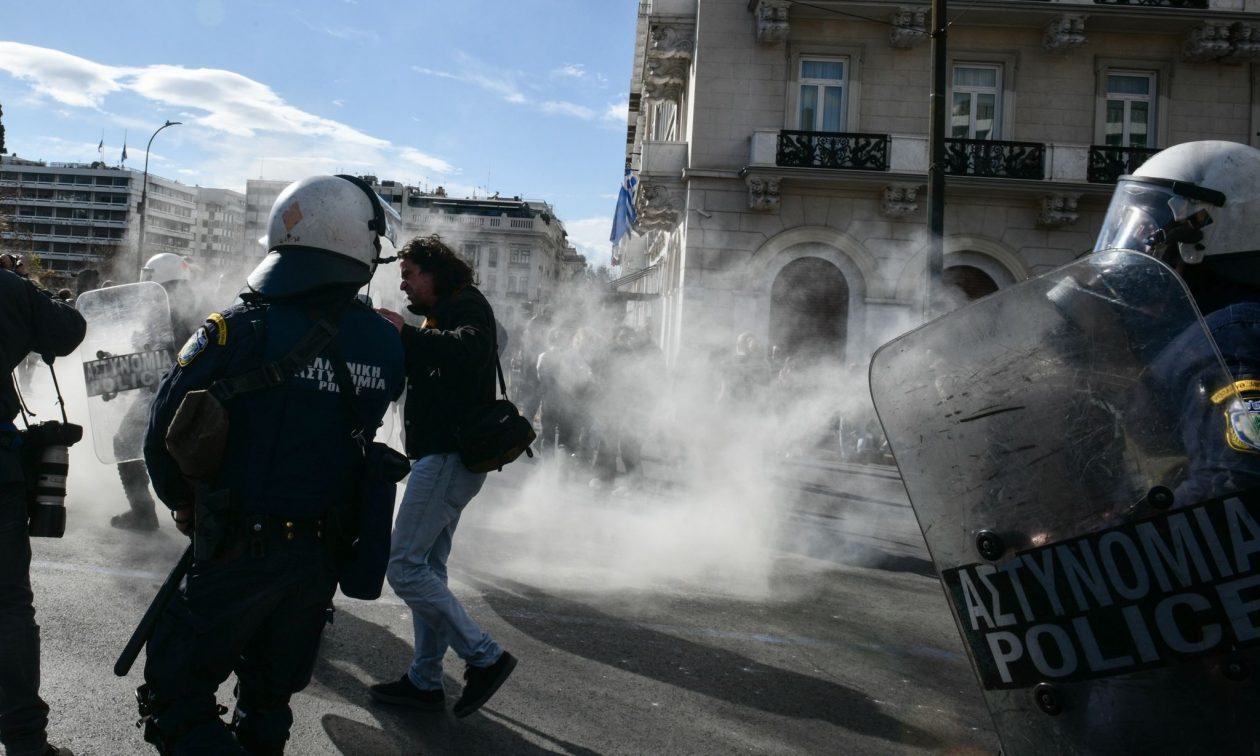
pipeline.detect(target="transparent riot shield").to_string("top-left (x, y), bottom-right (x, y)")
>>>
top-left (76, 282), bottom-right (174, 464)
top-left (871, 250), bottom-right (1260, 755)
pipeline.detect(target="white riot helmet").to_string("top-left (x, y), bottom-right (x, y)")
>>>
top-left (1094, 141), bottom-right (1260, 276)
top-left (140, 252), bottom-right (191, 285)
top-left (246, 174), bottom-right (399, 298)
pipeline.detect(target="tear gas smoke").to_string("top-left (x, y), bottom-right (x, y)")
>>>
top-left (21, 217), bottom-right (953, 605)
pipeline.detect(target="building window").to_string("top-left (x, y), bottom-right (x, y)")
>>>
top-left (1105, 71), bottom-right (1156, 148)
top-left (510, 246), bottom-right (531, 266)
top-left (797, 58), bottom-right (847, 132)
top-left (462, 242), bottom-right (480, 267)
top-left (488, 247), bottom-right (498, 267)
top-left (951, 64), bottom-right (1001, 140)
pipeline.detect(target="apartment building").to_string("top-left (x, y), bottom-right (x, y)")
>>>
top-left (401, 188), bottom-right (583, 316)
top-left (619, 0), bottom-right (1260, 365)
top-left (192, 186), bottom-right (247, 267)
top-left (0, 154), bottom-right (201, 284)
top-left (0, 155), bottom-right (132, 279)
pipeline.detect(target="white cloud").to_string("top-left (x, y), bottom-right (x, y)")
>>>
top-left (563, 216), bottom-right (614, 267)
top-left (553, 63), bottom-right (586, 79)
top-left (415, 52), bottom-right (612, 120)
top-left (0, 42), bottom-right (124, 108)
top-left (398, 147), bottom-right (457, 175)
top-left (0, 42), bottom-right (457, 190)
top-left (604, 100), bottom-right (628, 123)
top-left (550, 63), bottom-right (608, 88)
top-left (540, 101), bottom-right (595, 119)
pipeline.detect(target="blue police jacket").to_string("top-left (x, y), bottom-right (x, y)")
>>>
top-left (1154, 301), bottom-right (1260, 506)
top-left (143, 292), bottom-right (404, 518)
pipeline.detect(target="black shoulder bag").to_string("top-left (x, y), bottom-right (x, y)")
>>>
top-left (327, 344), bottom-right (411, 601)
top-left (455, 326), bottom-right (536, 473)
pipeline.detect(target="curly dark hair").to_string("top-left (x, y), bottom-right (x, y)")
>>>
top-left (398, 234), bottom-right (474, 300)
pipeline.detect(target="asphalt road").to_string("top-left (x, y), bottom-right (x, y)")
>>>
top-left (20, 447), bottom-right (999, 756)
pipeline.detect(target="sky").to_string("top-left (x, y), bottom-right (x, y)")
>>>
top-left (0, 0), bottom-right (639, 267)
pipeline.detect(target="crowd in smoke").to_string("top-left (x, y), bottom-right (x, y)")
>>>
top-left (9, 235), bottom-right (922, 603)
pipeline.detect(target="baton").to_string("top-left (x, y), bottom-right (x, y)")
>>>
top-left (114, 544), bottom-right (193, 677)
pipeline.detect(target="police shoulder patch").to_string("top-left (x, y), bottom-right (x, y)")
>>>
top-left (177, 327), bottom-right (210, 367)
top-left (1215, 380), bottom-right (1260, 454)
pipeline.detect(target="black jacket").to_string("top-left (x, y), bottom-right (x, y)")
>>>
top-left (0, 270), bottom-right (86, 423)
top-left (400, 286), bottom-right (496, 459)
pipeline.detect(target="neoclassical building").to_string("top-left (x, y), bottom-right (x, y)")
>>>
top-left (617, 0), bottom-right (1260, 365)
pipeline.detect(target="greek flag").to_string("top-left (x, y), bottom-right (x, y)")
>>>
top-left (610, 169), bottom-right (637, 248)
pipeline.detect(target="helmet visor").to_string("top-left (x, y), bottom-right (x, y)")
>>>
top-left (1093, 178), bottom-right (1218, 264)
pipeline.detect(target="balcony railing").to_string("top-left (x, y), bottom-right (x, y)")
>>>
top-left (944, 138), bottom-right (1045, 180)
top-left (1087, 145), bottom-right (1161, 184)
top-left (1093, 0), bottom-right (1206, 6)
top-left (776, 131), bottom-right (889, 171)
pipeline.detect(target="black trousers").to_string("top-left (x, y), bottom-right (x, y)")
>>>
top-left (142, 531), bottom-right (338, 755)
top-left (0, 472), bottom-right (49, 756)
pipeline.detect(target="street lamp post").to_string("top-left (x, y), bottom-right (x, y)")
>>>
top-left (135, 119), bottom-right (182, 281)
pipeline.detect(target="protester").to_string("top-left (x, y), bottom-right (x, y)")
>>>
top-left (370, 234), bottom-right (517, 718)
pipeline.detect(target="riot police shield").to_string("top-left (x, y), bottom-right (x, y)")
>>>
top-left (76, 282), bottom-right (175, 464)
top-left (870, 250), bottom-right (1260, 754)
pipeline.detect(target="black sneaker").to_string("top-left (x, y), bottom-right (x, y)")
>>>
top-left (454, 651), bottom-right (517, 718)
top-left (110, 509), bottom-right (159, 532)
top-left (368, 674), bottom-right (445, 711)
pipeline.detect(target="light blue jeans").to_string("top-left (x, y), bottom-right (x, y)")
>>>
top-left (386, 453), bottom-right (502, 690)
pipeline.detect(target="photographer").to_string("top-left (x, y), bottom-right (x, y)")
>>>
top-left (0, 266), bottom-right (86, 756)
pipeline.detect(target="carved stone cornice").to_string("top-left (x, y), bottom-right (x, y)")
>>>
top-left (643, 57), bottom-right (690, 101)
top-left (1227, 23), bottom-right (1260, 61)
top-left (640, 21), bottom-right (694, 103)
top-left (1037, 193), bottom-right (1080, 228)
top-left (745, 175), bottom-right (781, 212)
top-left (750, 0), bottom-right (790, 45)
top-left (635, 181), bottom-right (684, 231)
top-left (649, 22), bottom-right (695, 60)
top-left (1044, 14), bottom-right (1087, 54)
top-left (889, 8), bottom-right (928, 50)
top-left (882, 184), bottom-right (920, 217)
top-left (1184, 21), bottom-right (1234, 62)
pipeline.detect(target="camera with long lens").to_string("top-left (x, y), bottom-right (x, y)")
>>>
top-left (20, 420), bottom-right (83, 538)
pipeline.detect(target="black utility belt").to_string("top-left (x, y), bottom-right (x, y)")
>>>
top-left (241, 514), bottom-right (327, 542)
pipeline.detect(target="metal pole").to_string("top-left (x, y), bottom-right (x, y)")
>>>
top-left (925, 0), bottom-right (947, 320)
top-left (135, 120), bottom-right (181, 281)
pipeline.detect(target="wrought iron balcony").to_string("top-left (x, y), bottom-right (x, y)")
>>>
top-left (776, 131), bottom-right (889, 171)
top-left (1093, 0), bottom-right (1206, 7)
top-left (944, 138), bottom-right (1045, 180)
top-left (1087, 145), bottom-right (1161, 184)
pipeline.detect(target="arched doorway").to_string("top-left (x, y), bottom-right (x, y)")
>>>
top-left (943, 264), bottom-right (999, 301)
top-left (769, 257), bottom-right (849, 365)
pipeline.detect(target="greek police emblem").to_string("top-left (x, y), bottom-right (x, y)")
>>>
top-left (1213, 380), bottom-right (1260, 454)
top-left (177, 327), bottom-right (209, 367)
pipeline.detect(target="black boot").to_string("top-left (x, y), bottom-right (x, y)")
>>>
top-left (113, 460), bottom-right (159, 531)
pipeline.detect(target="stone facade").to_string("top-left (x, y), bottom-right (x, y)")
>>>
top-left (619, 0), bottom-right (1260, 367)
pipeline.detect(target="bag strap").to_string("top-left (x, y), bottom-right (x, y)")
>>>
top-left (489, 320), bottom-right (508, 400)
top-left (207, 306), bottom-right (342, 403)
top-left (325, 341), bottom-right (369, 446)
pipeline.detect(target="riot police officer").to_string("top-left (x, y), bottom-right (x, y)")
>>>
top-left (1093, 140), bottom-right (1260, 504)
top-left (111, 252), bottom-right (203, 532)
top-left (137, 175), bottom-right (404, 755)
top-left (0, 268), bottom-right (85, 756)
